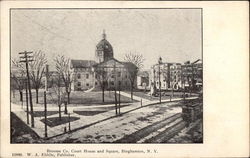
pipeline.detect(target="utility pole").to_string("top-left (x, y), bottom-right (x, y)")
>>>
top-left (19, 51), bottom-right (34, 128)
top-left (44, 64), bottom-right (49, 138)
top-left (182, 66), bottom-right (186, 103)
top-left (158, 57), bottom-right (162, 104)
top-left (25, 78), bottom-right (29, 124)
top-left (118, 81), bottom-right (121, 115)
top-left (114, 63), bottom-right (117, 115)
top-left (44, 91), bottom-right (48, 138)
top-left (45, 65), bottom-right (49, 91)
top-left (153, 68), bottom-right (156, 96)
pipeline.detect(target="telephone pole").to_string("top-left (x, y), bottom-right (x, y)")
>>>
top-left (25, 78), bottom-right (29, 124)
top-left (113, 63), bottom-right (118, 115)
top-left (44, 91), bottom-right (48, 137)
top-left (19, 51), bottom-right (35, 127)
top-left (44, 64), bottom-right (49, 138)
top-left (118, 81), bottom-right (121, 115)
top-left (158, 57), bottom-right (162, 104)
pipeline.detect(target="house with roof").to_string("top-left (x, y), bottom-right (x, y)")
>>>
top-left (70, 31), bottom-right (137, 91)
top-left (137, 70), bottom-right (150, 90)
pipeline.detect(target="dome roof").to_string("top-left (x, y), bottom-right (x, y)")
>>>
top-left (96, 39), bottom-right (113, 53)
top-left (96, 30), bottom-right (114, 61)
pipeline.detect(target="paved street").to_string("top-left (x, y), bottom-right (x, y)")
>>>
top-left (11, 90), bottom-right (200, 143)
top-left (47, 101), bottom-right (184, 143)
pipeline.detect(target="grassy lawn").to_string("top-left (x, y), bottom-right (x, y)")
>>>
top-left (73, 104), bottom-right (130, 116)
top-left (11, 89), bottom-right (136, 106)
top-left (40, 116), bottom-right (80, 127)
top-left (129, 90), bottom-right (198, 101)
top-left (73, 111), bottom-right (106, 116)
top-left (69, 91), bottom-right (135, 105)
top-left (28, 111), bottom-right (59, 117)
top-left (11, 112), bottom-right (42, 143)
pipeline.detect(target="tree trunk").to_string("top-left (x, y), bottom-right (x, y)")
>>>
top-left (64, 100), bottom-right (68, 114)
top-left (67, 92), bottom-right (70, 104)
top-left (130, 85), bottom-right (133, 101)
top-left (115, 89), bottom-right (117, 115)
top-left (172, 87), bottom-right (174, 98)
top-left (19, 91), bottom-right (23, 101)
top-left (36, 88), bottom-right (39, 104)
top-left (102, 86), bottom-right (105, 102)
top-left (59, 104), bottom-right (61, 121)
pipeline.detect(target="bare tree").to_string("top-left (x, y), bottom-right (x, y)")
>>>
top-left (124, 52), bottom-right (144, 70)
top-left (11, 58), bottom-right (26, 101)
top-left (54, 55), bottom-right (73, 105)
top-left (95, 67), bottom-right (109, 102)
top-left (50, 75), bottom-right (66, 120)
top-left (29, 51), bottom-right (47, 103)
top-left (124, 52), bottom-right (144, 100)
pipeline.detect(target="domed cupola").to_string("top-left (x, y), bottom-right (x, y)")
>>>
top-left (95, 30), bottom-right (114, 63)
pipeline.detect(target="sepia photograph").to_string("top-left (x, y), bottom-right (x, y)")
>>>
top-left (10, 8), bottom-right (203, 144)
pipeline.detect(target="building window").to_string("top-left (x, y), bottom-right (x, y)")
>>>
top-left (86, 74), bottom-right (89, 79)
top-left (77, 74), bottom-right (81, 79)
top-left (118, 81), bottom-right (121, 86)
top-left (118, 72), bottom-right (121, 77)
top-left (111, 81), bottom-right (114, 85)
top-left (86, 83), bottom-right (89, 86)
top-left (77, 82), bottom-right (81, 86)
top-left (95, 82), bottom-right (97, 85)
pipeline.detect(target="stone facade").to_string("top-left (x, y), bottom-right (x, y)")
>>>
top-left (181, 59), bottom-right (202, 91)
top-left (71, 31), bottom-right (137, 91)
top-left (150, 60), bottom-right (202, 92)
top-left (151, 62), bottom-right (182, 91)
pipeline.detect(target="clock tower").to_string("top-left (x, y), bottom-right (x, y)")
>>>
top-left (95, 30), bottom-right (114, 63)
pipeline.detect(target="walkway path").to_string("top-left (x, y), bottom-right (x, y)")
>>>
top-left (119, 91), bottom-right (151, 102)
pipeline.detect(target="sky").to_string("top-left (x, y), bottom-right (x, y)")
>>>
top-left (11, 9), bottom-right (202, 70)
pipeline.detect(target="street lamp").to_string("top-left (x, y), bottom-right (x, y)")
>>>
top-left (158, 57), bottom-right (162, 103)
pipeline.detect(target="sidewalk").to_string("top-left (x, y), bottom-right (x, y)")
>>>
top-left (119, 91), bottom-right (151, 102)
top-left (11, 94), bottom-right (198, 139)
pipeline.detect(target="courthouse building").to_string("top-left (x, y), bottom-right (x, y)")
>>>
top-left (71, 31), bottom-right (137, 91)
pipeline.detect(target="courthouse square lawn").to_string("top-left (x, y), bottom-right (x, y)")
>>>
top-left (130, 90), bottom-right (198, 101)
top-left (11, 89), bottom-right (136, 106)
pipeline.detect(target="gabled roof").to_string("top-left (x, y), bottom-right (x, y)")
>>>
top-left (71, 60), bottom-right (96, 68)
